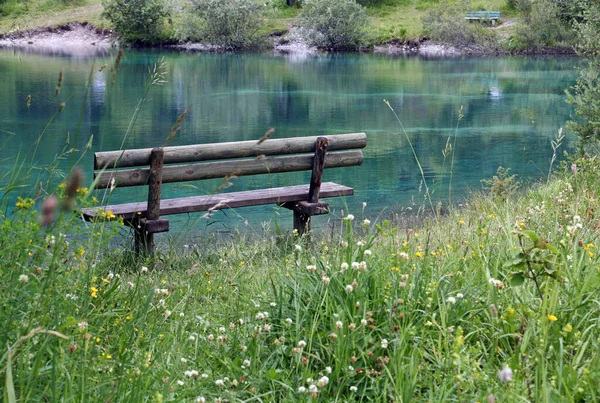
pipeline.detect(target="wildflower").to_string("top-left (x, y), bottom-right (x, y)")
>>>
top-left (351, 262), bottom-right (360, 270)
top-left (348, 323), bottom-right (356, 331)
top-left (141, 266), bottom-right (148, 273)
top-left (498, 365), bottom-right (513, 382)
top-left (381, 339), bottom-right (389, 349)
top-left (344, 214), bottom-right (355, 221)
top-left (185, 370), bottom-right (199, 378)
top-left (325, 366), bottom-right (332, 374)
top-left (196, 397), bottom-right (206, 403)
top-left (488, 278), bottom-right (504, 289)
top-left (181, 357), bottom-right (188, 363)
top-left (342, 241), bottom-right (348, 248)
top-left (77, 321), bottom-right (88, 331)
top-left (329, 332), bottom-right (338, 340)
top-left (364, 249), bottom-right (372, 256)
top-left (563, 323), bottom-right (573, 333)
top-left (357, 240), bottom-right (366, 247)
top-left (458, 218), bottom-right (465, 225)
top-left (298, 386), bottom-right (307, 393)
top-left (90, 286), bottom-right (98, 298)
top-left (127, 281), bottom-right (135, 288)
top-left (362, 219), bottom-right (371, 226)
top-left (297, 340), bottom-right (307, 348)
top-left (264, 324), bottom-right (272, 331)
top-left (255, 312), bottom-right (265, 320)
top-left (164, 310), bottom-right (172, 318)
top-left (345, 284), bottom-right (354, 293)
top-left (447, 297), bottom-right (457, 304)
top-left (340, 262), bottom-right (349, 271)
top-left (295, 244), bottom-right (302, 252)
top-left (215, 379), bottom-right (225, 387)
top-left (306, 264), bottom-right (317, 272)
top-left (350, 386), bottom-right (358, 392)
top-left (285, 318), bottom-right (293, 325)
top-left (547, 314), bottom-right (558, 321)
top-left (336, 321), bottom-right (343, 329)
top-left (321, 275), bottom-right (331, 285)
top-left (456, 293), bottom-right (464, 299)
top-left (359, 261), bottom-right (367, 270)
top-left (316, 376), bottom-right (329, 388)
top-left (308, 384), bottom-right (318, 393)
top-left (19, 274), bottom-right (29, 284)
top-left (361, 319), bottom-right (368, 326)
top-left (399, 252), bottom-right (409, 261)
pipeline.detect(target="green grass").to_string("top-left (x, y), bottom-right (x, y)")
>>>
top-left (2, 50), bottom-right (598, 403)
top-left (0, 0), bottom-right (516, 44)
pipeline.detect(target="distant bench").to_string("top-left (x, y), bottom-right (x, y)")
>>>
top-left (465, 11), bottom-right (500, 24)
top-left (82, 133), bottom-right (367, 254)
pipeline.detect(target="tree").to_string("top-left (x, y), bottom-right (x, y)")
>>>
top-left (101, 0), bottom-right (169, 45)
top-left (566, 2), bottom-right (600, 147)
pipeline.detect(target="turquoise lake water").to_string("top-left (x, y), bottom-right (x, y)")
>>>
top-left (0, 48), bottom-right (580, 233)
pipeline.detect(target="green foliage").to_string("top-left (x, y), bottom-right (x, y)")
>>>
top-left (298, 0), bottom-right (367, 50)
top-left (177, 0), bottom-right (265, 50)
top-left (421, 0), bottom-right (498, 49)
top-left (566, 3), bottom-right (600, 147)
top-left (481, 166), bottom-right (520, 201)
top-left (512, 0), bottom-right (575, 49)
top-left (101, 0), bottom-right (169, 45)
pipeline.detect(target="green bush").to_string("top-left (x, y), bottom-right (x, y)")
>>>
top-left (566, 3), bottom-right (600, 147)
top-left (298, 0), bottom-right (367, 50)
top-left (421, 1), bottom-right (497, 49)
top-left (512, 0), bottom-right (575, 49)
top-left (101, 0), bottom-right (170, 45)
top-left (177, 0), bottom-right (265, 50)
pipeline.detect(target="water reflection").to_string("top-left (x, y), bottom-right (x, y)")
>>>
top-left (0, 50), bottom-right (580, 229)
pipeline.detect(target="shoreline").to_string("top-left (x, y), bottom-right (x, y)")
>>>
top-left (0, 22), bottom-right (577, 58)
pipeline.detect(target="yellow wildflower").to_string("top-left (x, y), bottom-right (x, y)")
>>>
top-left (90, 286), bottom-right (99, 298)
top-left (458, 218), bottom-right (465, 225)
top-left (563, 323), bottom-right (573, 333)
top-left (547, 314), bottom-right (558, 321)
top-left (416, 252), bottom-right (423, 258)
top-left (105, 210), bottom-right (116, 220)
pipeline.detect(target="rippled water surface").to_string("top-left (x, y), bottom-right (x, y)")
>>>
top-left (0, 49), bottom-right (580, 231)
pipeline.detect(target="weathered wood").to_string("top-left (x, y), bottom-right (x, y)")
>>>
top-left (95, 133), bottom-right (367, 169)
top-left (308, 137), bottom-right (328, 203)
top-left (95, 150), bottom-right (363, 189)
top-left (293, 210), bottom-right (310, 236)
top-left (82, 182), bottom-right (353, 221)
top-left (143, 148), bottom-right (164, 254)
top-left (141, 218), bottom-right (170, 234)
top-left (282, 201), bottom-right (330, 216)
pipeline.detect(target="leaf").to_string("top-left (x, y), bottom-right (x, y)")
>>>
top-left (524, 230), bottom-right (539, 244)
top-left (266, 367), bottom-right (280, 380)
top-left (503, 254), bottom-right (526, 269)
top-left (546, 244), bottom-right (559, 254)
top-left (510, 273), bottom-right (526, 287)
top-left (6, 349), bottom-right (16, 403)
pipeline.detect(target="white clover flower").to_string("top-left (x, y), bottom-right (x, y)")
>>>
top-left (297, 340), bottom-right (307, 348)
top-left (306, 264), bottom-right (317, 272)
top-left (164, 310), bottom-right (172, 318)
top-left (201, 373), bottom-right (209, 379)
top-left (185, 369), bottom-right (199, 378)
top-left (342, 241), bottom-right (348, 248)
top-left (127, 281), bottom-right (135, 288)
top-left (240, 345), bottom-right (247, 352)
top-left (196, 397), bottom-right (206, 403)
top-left (498, 365), bottom-right (513, 382)
top-left (264, 324), bottom-right (271, 331)
top-left (316, 376), bottom-right (329, 388)
top-left (179, 312), bottom-right (185, 318)
top-left (77, 321), bottom-right (88, 330)
top-left (340, 262), bottom-right (349, 271)
top-left (255, 312), bottom-right (265, 320)
top-left (19, 274), bottom-right (29, 284)
top-left (325, 366), bottom-right (332, 374)
top-left (243, 359), bottom-right (251, 368)
top-left (286, 318), bottom-right (293, 325)
top-left (573, 215), bottom-right (581, 224)
top-left (177, 380), bottom-right (184, 386)
top-left (399, 252), bottom-right (409, 261)
top-left (297, 386), bottom-right (307, 393)
top-left (345, 284), bottom-right (354, 293)
top-left (362, 219), bottom-right (370, 227)
top-left (359, 261), bottom-right (367, 270)
top-left (364, 250), bottom-right (372, 256)
top-left (447, 297), bottom-right (457, 304)
top-left (308, 384), bottom-right (318, 393)
top-left (270, 302), bottom-right (277, 307)
top-left (219, 327), bottom-right (226, 333)
top-left (207, 334), bottom-right (215, 342)
top-left (361, 319), bottom-right (368, 326)
top-left (350, 386), bottom-right (358, 392)
top-left (321, 275), bottom-right (331, 285)
top-left (181, 357), bottom-right (188, 363)
top-left (456, 293), bottom-right (464, 299)
top-left (351, 262), bottom-right (360, 270)
top-left (141, 266), bottom-right (148, 273)
top-left (335, 321), bottom-right (343, 329)
top-left (189, 334), bottom-right (196, 341)
top-left (215, 379), bottom-right (225, 387)
top-left (381, 339), bottom-right (389, 349)
top-left (356, 240), bottom-right (366, 247)
top-left (295, 244), bottom-right (302, 252)
top-left (344, 214), bottom-right (355, 221)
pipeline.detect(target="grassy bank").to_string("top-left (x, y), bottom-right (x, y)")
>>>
top-left (2, 148), bottom-right (600, 401)
top-left (0, 0), bottom-right (512, 45)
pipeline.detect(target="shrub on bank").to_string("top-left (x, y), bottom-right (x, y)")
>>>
top-left (101, 0), bottom-right (170, 45)
top-left (175, 0), bottom-right (265, 50)
top-left (298, 0), bottom-right (367, 50)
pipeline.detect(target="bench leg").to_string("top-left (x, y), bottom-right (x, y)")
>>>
top-left (294, 211), bottom-right (311, 236)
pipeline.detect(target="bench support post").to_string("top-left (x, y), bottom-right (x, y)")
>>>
top-left (294, 137), bottom-right (328, 236)
top-left (136, 148), bottom-right (164, 255)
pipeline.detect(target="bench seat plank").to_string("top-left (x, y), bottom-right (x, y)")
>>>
top-left (82, 182), bottom-right (353, 221)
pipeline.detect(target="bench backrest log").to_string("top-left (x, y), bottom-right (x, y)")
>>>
top-left (93, 133), bottom-right (367, 189)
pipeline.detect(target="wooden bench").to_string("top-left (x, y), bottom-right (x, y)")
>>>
top-left (82, 133), bottom-right (367, 254)
top-left (465, 11), bottom-right (500, 24)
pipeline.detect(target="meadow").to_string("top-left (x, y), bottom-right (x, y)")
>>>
top-left (1, 56), bottom-right (599, 402)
